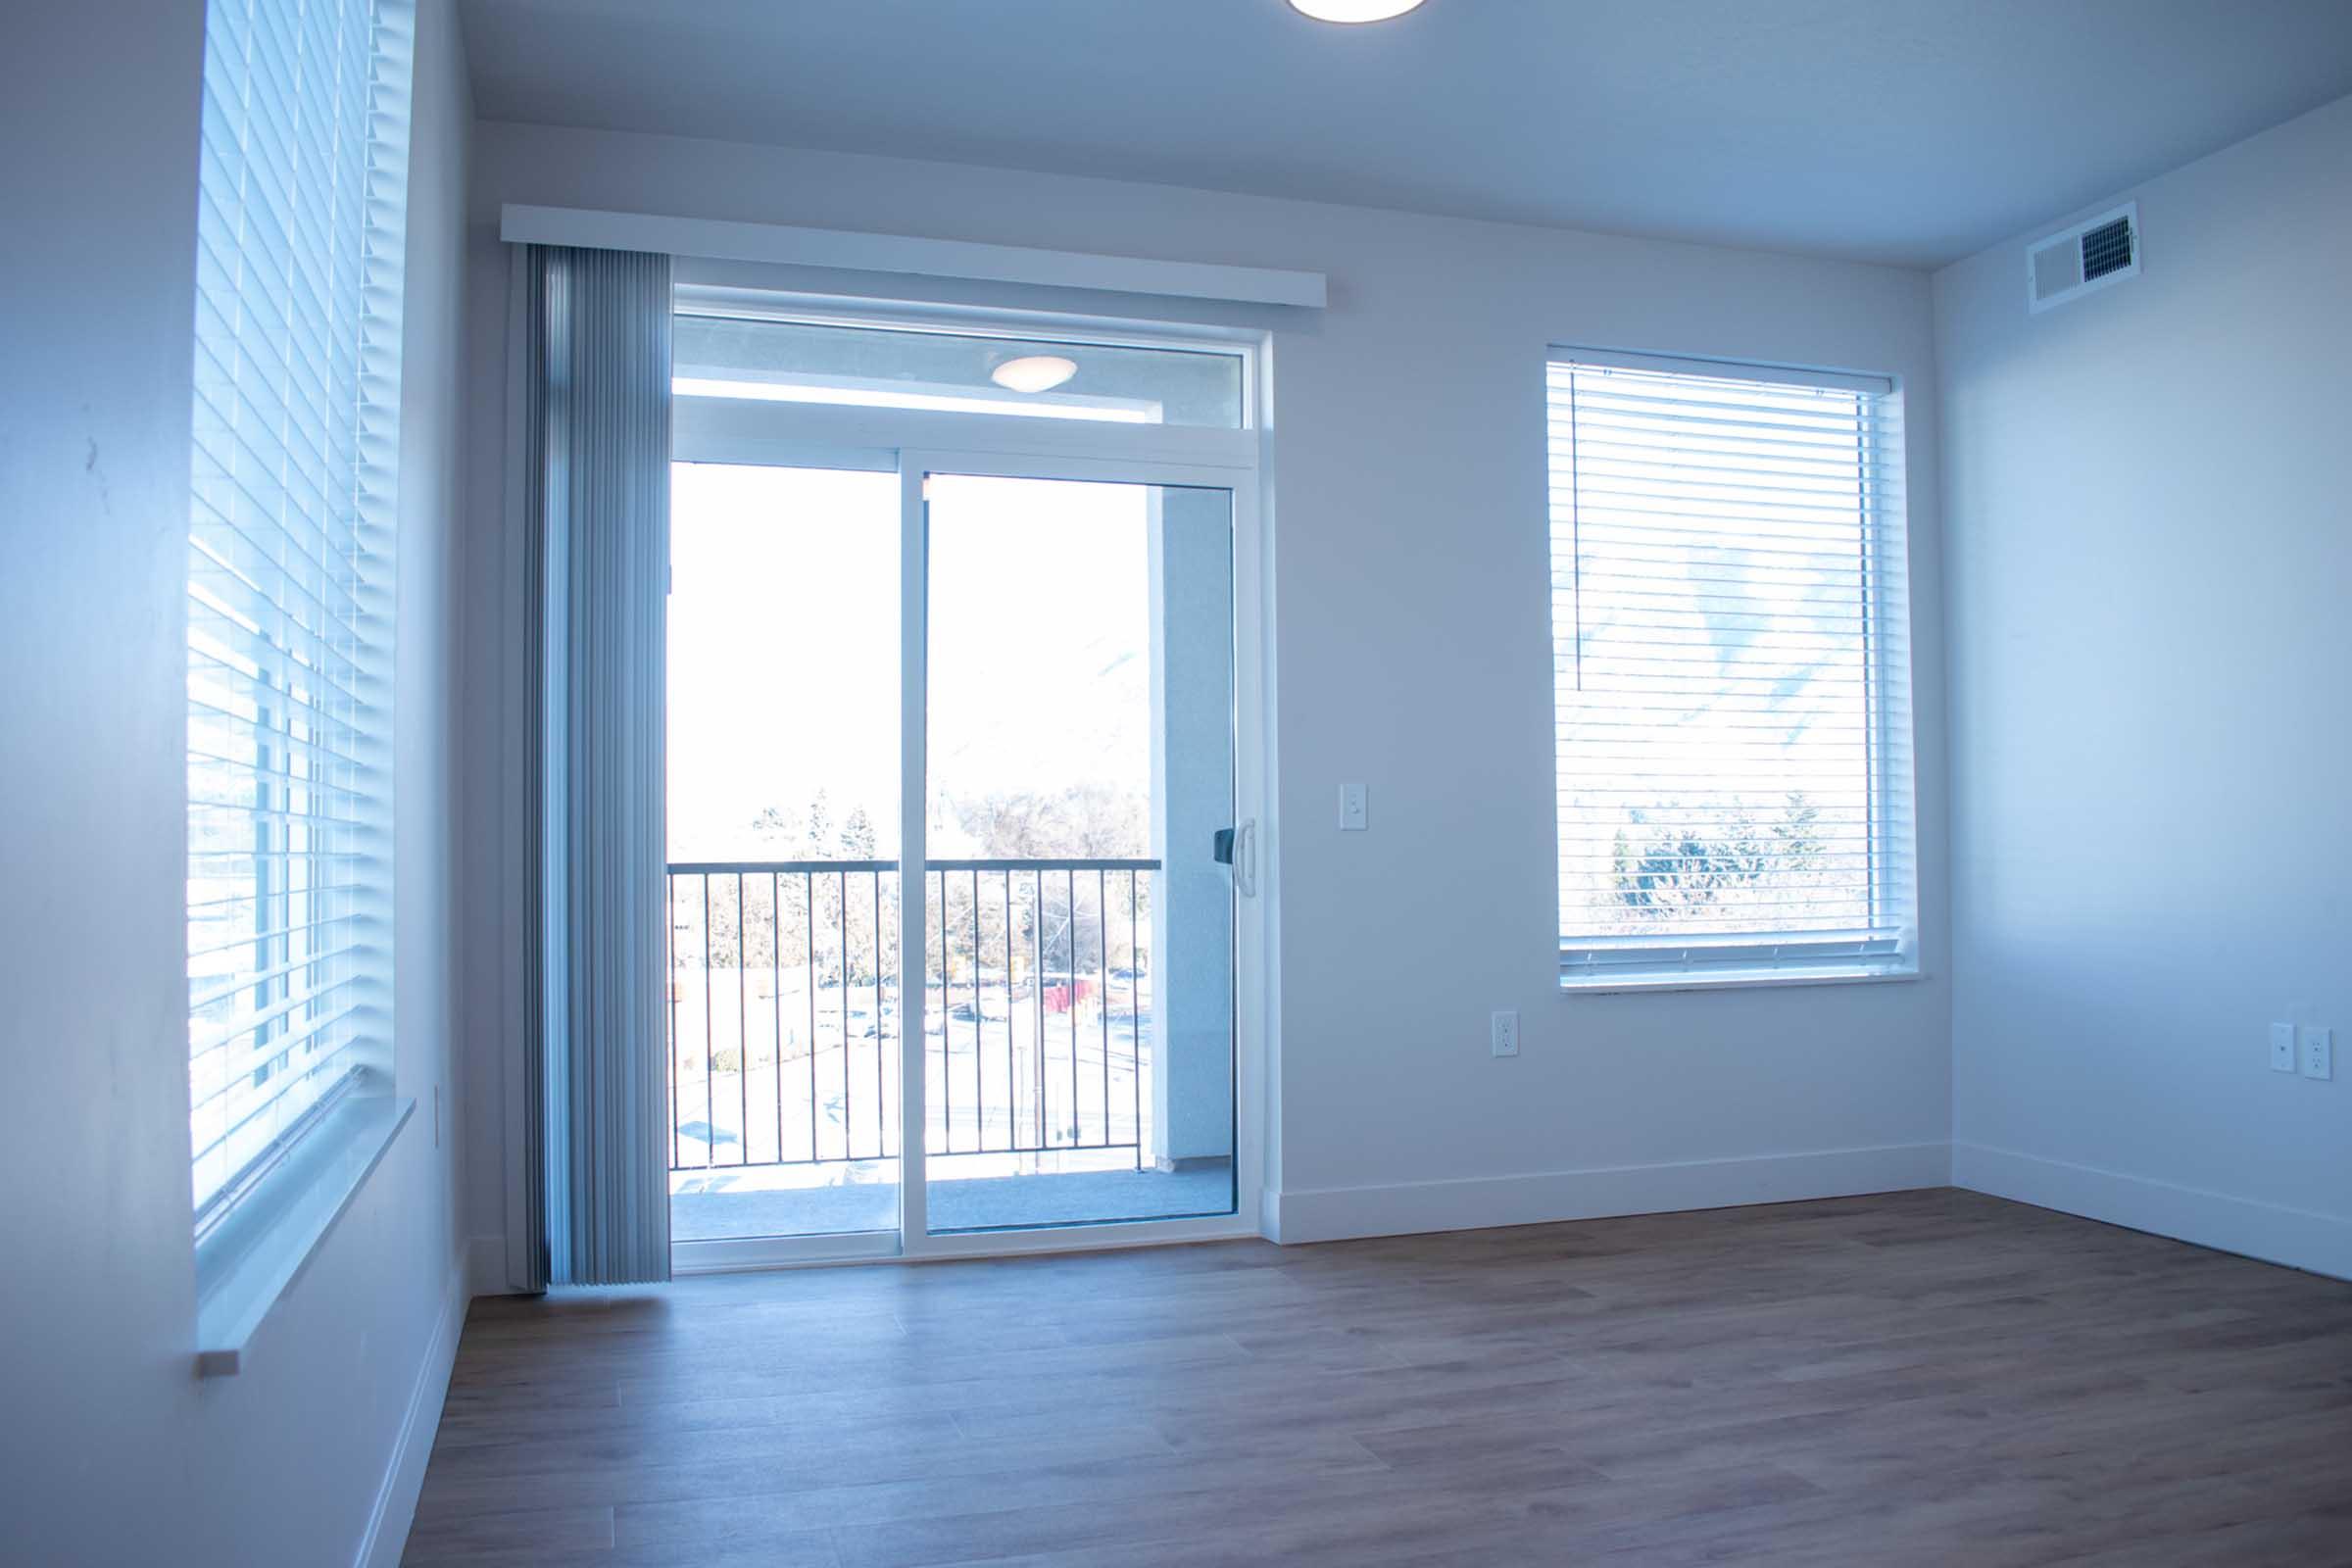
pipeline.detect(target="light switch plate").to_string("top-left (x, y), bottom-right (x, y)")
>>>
top-left (2300, 1026), bottom-right (2332, 1082)
top-left (1340, 782), bottom-right (1368, 831)
top-left (2272, 1023), bottom-right (2298, 1073)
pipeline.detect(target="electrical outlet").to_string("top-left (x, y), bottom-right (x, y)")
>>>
top-left (1491, 1009), bottom-right (1520, 1058)
top-left (1340, 782), bottom-right (1368, 831)
top-left (2301, 1027), bottom-right (2333, 1082)
top-left (2272, 1023), bottom-right (2299, 1073)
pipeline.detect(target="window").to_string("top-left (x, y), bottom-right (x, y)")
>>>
top-left (186, 0), bottom-right (413, 1241)
top-left (1547, 351), bottom-right (1916, 988)
top-left (673, 310), bottom-right (1249, 427)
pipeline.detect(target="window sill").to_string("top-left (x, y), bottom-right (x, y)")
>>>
top-left (194, 1092), bottom-right (413, 1377)
top-left (1558, 966), bottom-right (1922, 997)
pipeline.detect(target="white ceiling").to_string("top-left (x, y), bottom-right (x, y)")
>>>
top-left (460, 0), bottom-right (2352, 268)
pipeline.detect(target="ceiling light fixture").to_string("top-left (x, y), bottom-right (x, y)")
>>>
top-left (1288, 0), bottom-right (1428, 22)
top-left (989, 355), bottom-right (1079, 393)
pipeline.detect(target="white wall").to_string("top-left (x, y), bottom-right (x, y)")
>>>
top-left (1937, 96), bottom-right (2352, 1279)
top-left (458, 122), bottom-right (1953, 1257)
top-left (0, 3), bottom-right (477, 1562)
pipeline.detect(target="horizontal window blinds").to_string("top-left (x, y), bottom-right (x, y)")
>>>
top-left (186, 0), bottom-right (413, 1227)
top-left (1547, 355), bottom-right (1915, 984)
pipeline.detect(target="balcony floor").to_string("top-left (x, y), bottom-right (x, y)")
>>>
top-left (671, 1158), bottom-right (1234, 1241)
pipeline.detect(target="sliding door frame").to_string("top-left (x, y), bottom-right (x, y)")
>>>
top-left (896, 447), bottom-right (1263, 1263)
top-left (667, 367), bottom-right (1268, 1273)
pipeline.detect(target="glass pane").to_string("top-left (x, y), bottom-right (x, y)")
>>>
top-left (1548, 361), bottom-right (1894, 954)
top-left (922, 474), bottom-right (1237, 1232)
top-left (665, 464), bottom-right (901, 1243)
top-left (675, 314), bottom-right (1246, 428)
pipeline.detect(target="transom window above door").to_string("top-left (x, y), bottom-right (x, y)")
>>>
top-left (673, 311), bottom-right (1249, 427)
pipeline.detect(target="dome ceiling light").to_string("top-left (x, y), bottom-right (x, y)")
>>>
top-left (1288, 0), bottom-right (1428, 23)
top-left (989, 354), bottom-right (1080, 393)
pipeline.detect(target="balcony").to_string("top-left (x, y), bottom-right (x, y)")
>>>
top-left (665, 858), bottom-right (1232, 1242)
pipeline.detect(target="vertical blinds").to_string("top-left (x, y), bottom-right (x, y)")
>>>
top-left (1548, 354), bottom-right (1915, 984)
top-left (186, 0), bottom-right (413, 1227)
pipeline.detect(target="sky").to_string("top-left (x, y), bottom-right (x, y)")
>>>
top-left (665, 465), bottom-right (1161, 862)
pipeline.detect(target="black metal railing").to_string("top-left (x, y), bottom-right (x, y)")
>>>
top-left (664, 858), bottom-right (1156, 1175)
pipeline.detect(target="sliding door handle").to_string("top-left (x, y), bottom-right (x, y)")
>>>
top-left (1213, 820), bottom-right (1257, 898)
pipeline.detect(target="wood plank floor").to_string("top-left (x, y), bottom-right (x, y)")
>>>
top-left (404, 1191), bottom-right (2352, 1566)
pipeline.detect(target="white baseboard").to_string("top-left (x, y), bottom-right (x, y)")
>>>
top-left (1954, 1143), bottom-right (2352, 1282)
top-left (1266, 1142), bottom-right (1952, 1245)
top-left (354, 1255), bottom-right (469, 1568)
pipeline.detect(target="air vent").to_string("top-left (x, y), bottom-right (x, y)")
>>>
top-left (2029, 202), bottom-right (2139, 313)
top-left (2079, 215), bottom-right (2133, 280)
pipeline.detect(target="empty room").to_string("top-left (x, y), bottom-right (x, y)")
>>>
top-left (8, 0), bottom-right (2352, 1562)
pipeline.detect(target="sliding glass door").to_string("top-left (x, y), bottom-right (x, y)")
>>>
top-left (914, 469), bottom-right (1237, 1234)
top-left (664, 464), bottom-right (903, 1250)
top-left (663, 306), bottom-right (1259, 1266)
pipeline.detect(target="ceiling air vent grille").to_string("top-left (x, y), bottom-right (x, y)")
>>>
top-left (2029, 202), bottom-right (2139, 313)
top-left (2079, 215), bottom-right (2134, 280)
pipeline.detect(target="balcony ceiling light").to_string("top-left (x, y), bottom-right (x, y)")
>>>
top-left (1288, 0), bottom-right (1428, 22)
top-left (989, 355), bottom-right (1079, 393)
